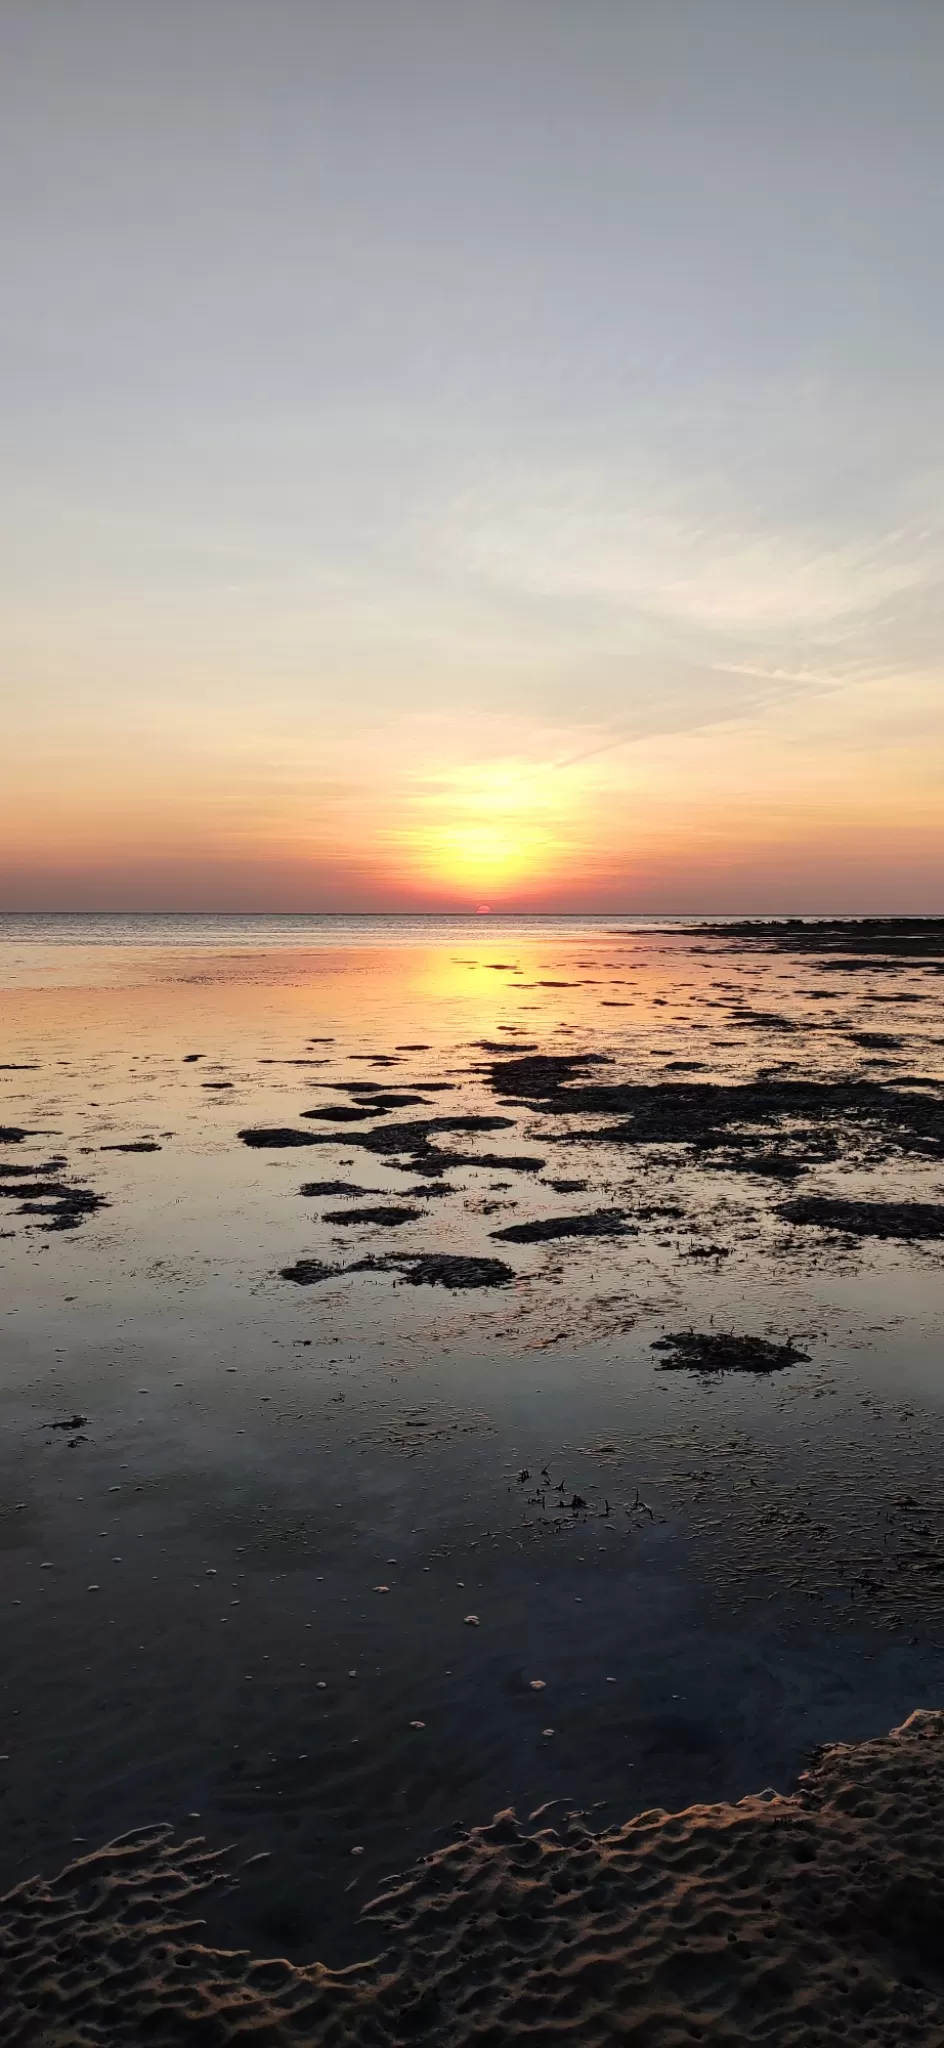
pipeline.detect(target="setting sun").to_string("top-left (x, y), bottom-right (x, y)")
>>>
top-left (391, 762), bottom-right (578, 900)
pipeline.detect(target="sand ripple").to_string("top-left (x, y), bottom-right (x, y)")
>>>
top-left (3, 1711), bottom-right (944, 2043)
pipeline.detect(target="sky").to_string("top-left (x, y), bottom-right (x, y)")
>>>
top-left (2, 0), bottom-right (943, 912)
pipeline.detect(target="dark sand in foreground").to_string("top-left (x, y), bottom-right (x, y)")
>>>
top-left (3, 1710), bottom-right (944, 2044)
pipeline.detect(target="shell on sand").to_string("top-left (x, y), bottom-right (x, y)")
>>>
top-left (2, 1712), bottom-right (944, 2045)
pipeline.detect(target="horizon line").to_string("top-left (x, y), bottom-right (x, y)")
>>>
top-left (1, 908), bottom-right (940, 922)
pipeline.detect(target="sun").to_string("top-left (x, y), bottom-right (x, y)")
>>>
top-left (423, 818), bottom-right (552, 895)
top-left (395, 763), bottom-right (568, 901)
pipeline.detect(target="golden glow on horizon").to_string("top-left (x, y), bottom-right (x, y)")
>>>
top-left (3, 695), bottom-right (944, 912)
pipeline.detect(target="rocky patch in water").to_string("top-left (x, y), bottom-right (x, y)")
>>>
top-left (701, 1148), bottom-right (807, 1180)
top-left (240, 1127), bottom-right (327, 1147)
top-left (301, 1104), bottom-right (387, 1122)
top-left (725, 1010), bottom-right (800, 1032)
top-left (335, 1084), bottom-right (430, 1103)
top-left (280, 1250), bottom-right (515, 1290)
top-left (689, 915), bottom-right (944, 957)
top-left (100, 1141), bottom-right (162, 1153)
top-left (652, 1331), bottom-right (810, 1372)
top-left (322, 1205), bottom-right (423, 1228)
top-left (0, 1158), bottom-right (66, 1177)
top-left (777, 1197), bottom-right (944, 1240)
top-left (379, 1252), bottom-right (515, 1289)
top-left (473, 1039), bottom-right (540, 1054)
top-left (484, 1069), bottom-right (944, 1163)
top-left (280, 1258), bottom-right (342, 1285)
top-left (0, 1177), bottom-right (109, 1231)
top-left (459, 1152), bottom-right (545, 1173)
top-left (491, 1208), bottom-right (636, 1244)
top-left (485, 1051), bottom-right (611, 1100)
top-left (244, 1115), bottom-right (520, 1182)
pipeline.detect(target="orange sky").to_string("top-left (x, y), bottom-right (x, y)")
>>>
top-left (4, 699), bottom-right (942, 911)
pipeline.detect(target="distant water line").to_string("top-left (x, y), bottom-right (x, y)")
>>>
top-left (0, 909), bottom-right (838, 950)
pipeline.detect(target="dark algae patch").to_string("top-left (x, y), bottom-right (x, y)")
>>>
top-left (473, 1038), bottom-right (540, 1054)
top-left (296, 1113), bottom-right (515, 1153)
top-left (281, 1249), bottom-right (515, 1288)
top-left (485, 1068), bottom-right (944, 1161)
top-left (0, 1158), bottom-right (107, 1230)
top-left (652, 1331), bottom-right (810, 1372)
top-left (778, 1197), bottom-right (944, 1240)
top-left (343, 1113), bottom-right (516, 1153)
top-left (491, 1208), bottom-right (636, 1244)
top-left (301, 1104), bottom-right (385, 1122)
top-left (100, 1141), bottom-right (162, 1153)
top-left (246, 1114), bottom-right (518, 1179)
top-left (344, 1093), bottom-right (429, 1111)
top-left (240, 1127), bottom-right (327, 1147)
top-left (384, 1252), bottom-right (515, 1289)
top-left (702, 1148), bottom-right (806, 1180)
top-left (19, 1185), bottom-right (107, 1231)
top-left (488, 1051), bottom-right (612, 1099)
top-left (690, 915), bottom-right (944, 957)
top-left (321, 1205), bottom-right (423, 1228)
top-left (0, 1160), bottom-right (65, 1177)
top-left (463, 1152), bottom-right (545, 1172)
top-left (280, 1258), bottom-right (342, 1285)
top-left (301, 1092), bottom-right (430, 1117)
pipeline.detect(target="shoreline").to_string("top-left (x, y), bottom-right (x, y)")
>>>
top-left (2, 918), bottom-right (943, 2022)
top-left (3, 1709), bottom-right (943, 2044)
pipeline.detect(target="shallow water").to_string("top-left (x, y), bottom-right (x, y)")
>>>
top-left (1, 915), bottom-right (943, 1961)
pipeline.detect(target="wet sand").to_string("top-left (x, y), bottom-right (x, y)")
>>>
top-left (1, 913), bottom-right (943, 2026)
top-left (4, 1711), bottom-right (944, 2043)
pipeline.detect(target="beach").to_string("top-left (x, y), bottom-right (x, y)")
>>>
top-left (2, 912), bottom-right (943, 2037)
